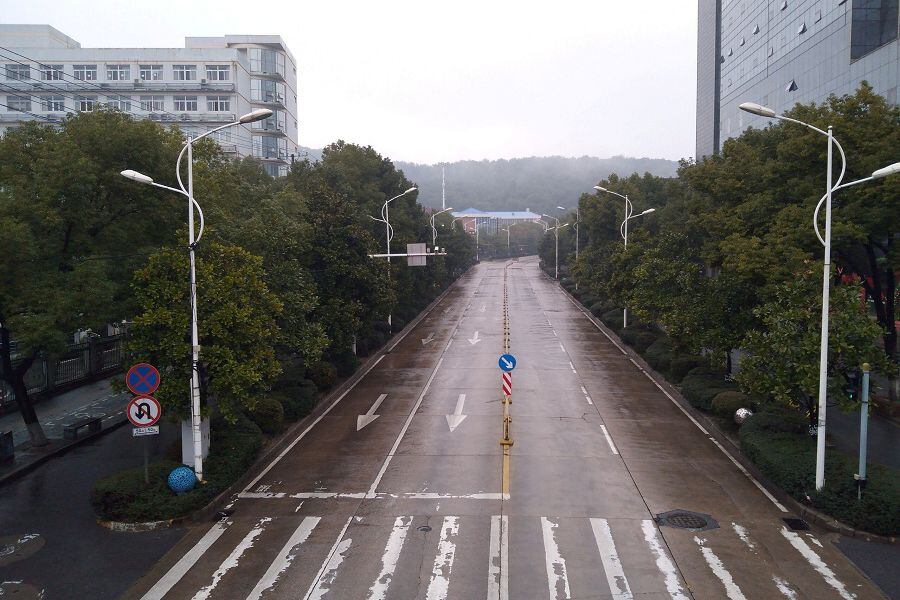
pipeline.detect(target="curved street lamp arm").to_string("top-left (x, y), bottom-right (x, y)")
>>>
top-left (774, 114), bottom-right (829, 137)
top-left (811, 172), bottom-right (874, 246)
top-left (812, 135), bottom-right (848, 246)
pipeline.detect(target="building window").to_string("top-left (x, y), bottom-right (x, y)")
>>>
top-left (139, 65), bottom-right (163, 81)
top-left (73, 65), bottom-right (97, 81)
top-left (5, 64), bottom-right (30, 81)
top-left (76, 96), bottom-right (97, 112)
top-left (753, 24), bottom-right (760, 34)
top-left (174, 95), bottom-right (198, 111)
top-left (206, 65), bottom-right (230, 81)
top-left (206, 95), bottom-right (231, 112)
top-left (40, 65), bottom-right (63, 80)
top-left (251, 78), bottom-right (285, 102)
top-left (106, 64), bottom-right (130, 81)
top-left (43, 96), bottom-right (65, 112)
top-left (173, 65), bottom-right (197, 81)
top-left (248, 48), bottom-right (285, 76)
top-left (6, 96), bottom-right (31, 112)
top-left (105, 95), bottom-right (132, 111)
top-left (797, 22), bottom-right (807, 34)
top-left (139, 95), bottom-right (165, 111)
top-left (851, 0), bottom-right (899, 60)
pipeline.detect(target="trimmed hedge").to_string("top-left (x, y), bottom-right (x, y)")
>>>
top-left (668, 355), bottom-right (706, 383)
top-left (250, 397), bottom-right (285, 434)
top-left (643, 337), bottom-right (676, 375)
top-left (274, 379), bottom-right (317, 421)
top-left (711, 390), bottom-right (751, 417)
top-left (308, 361), bottom-right (337, 391)
top-left (740, 410), bottom-right (900, 536)
top-left (679, 365), bottom-right (737, 410)
top-left (601, 309), bottom-right (624, 331)
top-left (91, 416), bottom-right (263, 522)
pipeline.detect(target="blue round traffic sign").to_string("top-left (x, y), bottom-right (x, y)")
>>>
top-left (126, 363), bottom-right (160, 395)
top-left (498, 354), bottom-right (517, 372)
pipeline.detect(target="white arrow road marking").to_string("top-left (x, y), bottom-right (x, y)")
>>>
top-left (445, 394), bottom-right (468, 432)
top-left (468, 331), bottom-right (481, 345)
top-left (421, 332), bottom-right (435, 346)
top-left (358, 394), bottom-right (387, 431)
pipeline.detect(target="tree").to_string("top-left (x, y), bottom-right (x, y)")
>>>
top-left (129, 243), bottom-right (282, 423)
top-left (0, 111), bottom-right (183, 445)
top-left (737, 272), bottom-right (892, 430)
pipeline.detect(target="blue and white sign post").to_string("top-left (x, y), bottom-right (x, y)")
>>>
top-left (498, 354), bottom-right (517, 372)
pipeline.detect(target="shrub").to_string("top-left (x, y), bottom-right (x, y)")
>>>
top-left (679, 365), bottom-right (736, 410)
top-left (644, 337), bottom-right (675, 373)
top-left (580, 293), bottom-right (599, 307)
top-left (589, 302), bottom-right (606, 316)
top-left (330, 349), bottom-right (359, 377)
top-left (740, 413), bottom-right (900, 536)
top-left (601, 309), bottom-right (623, 330)
top-left (630, 331), bottom-right (659, 353)
top-left (308, 361), bottom-right (337, 390)
top-left (391, 318), bottom-right (407, 331)
top-left (274, 356), bottom-right (306, 391)
top-left (668, 355), bottom-right (706, 383)
top-left (711, 390), bottom-right (751, 417)
top-left (250, 396), bottom-right (285, 434)
top-left (91, 416), bottom-right (263, 522)
top-left (274, 379), bottom-right (318, 421)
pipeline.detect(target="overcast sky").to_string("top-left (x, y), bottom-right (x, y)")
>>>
top-left (4, 1), bottom-right (698, 164)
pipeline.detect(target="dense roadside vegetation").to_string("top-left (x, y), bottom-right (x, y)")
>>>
top-left (543, 84), bottom-right (899, 535)
top-left (0, 109), bottom-right (475, 519)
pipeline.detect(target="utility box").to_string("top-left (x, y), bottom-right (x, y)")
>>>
top-left (181, 417), bottom-right (210, 466)
top-left (407, 243), bottom-right (427, 267)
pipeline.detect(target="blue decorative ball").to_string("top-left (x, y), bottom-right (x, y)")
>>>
top-left (167, 466), bottom-right (198, 494)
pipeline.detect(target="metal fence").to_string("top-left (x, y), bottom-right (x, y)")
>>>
top-left (0, 334), bottom-right (127, 410)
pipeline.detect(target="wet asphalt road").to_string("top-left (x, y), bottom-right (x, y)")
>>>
top-left (125, 257), bottom-right (885, 600)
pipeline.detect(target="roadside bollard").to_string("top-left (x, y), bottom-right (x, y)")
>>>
top-left (854, 363), bottom-right (870, 500)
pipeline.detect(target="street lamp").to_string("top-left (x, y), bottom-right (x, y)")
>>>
top-left (557, 205), bottom-right (580, 264)
top-left (740, 100), bottom-right (899, 491)
top-left (593, 186), bottom-right (655, 328)
top-left (121, 108), bottom-right (272, 482)
top-left (369, 186), bottom-right (418, 330)
top-left (542, 214), bottom-right (569, 279)
top-left (431, 207), bottom-right (453, 247)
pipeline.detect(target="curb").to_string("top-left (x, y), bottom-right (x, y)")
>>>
top-left (553, 277), bottom-right (898, 546)
top-left (0, 416), bottom-right (129, 488)
top-left (110, 266), bottom-right (475, 530)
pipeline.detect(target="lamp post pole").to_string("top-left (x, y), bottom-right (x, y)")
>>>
top-left (542, 214), bottom-right (561, 279)
top-left (121, 108), bottom-right (272, 482)
top-left (431, 207), bottom-right (453, 248)
top-left (593, 186), bottom-right (655, 328)
top-left (370, 187), bottom-right (418, 331)
top-left (739, 101), bottom-right (900, 490)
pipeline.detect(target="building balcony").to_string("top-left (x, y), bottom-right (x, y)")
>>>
top-left (146, 112), bottom-right (236, 123)
top-left (3, 80), bottom-right (237, 93)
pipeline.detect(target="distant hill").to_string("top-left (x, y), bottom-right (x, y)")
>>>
top-left (298, 148), bottom-right (678, 215)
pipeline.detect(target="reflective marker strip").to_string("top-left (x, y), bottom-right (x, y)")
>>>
top-left (368, 516), bottom-right (411, 600)
top-left (248, 516), bottom-right (320, 600)
top-left (487, 515), bottom-right (509, 600)
top-left (540, 517), bottom-right (571, 599)
top-left (141, 520), bottom-right (230, 600)
top-left (590, 518), bottom-right (633, 599)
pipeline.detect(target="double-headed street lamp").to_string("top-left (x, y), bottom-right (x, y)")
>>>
top-left (121, 108), bottom-right (273, 482)
top-left (593, 186), bottom-right (655, 328)
top-left (557, 205), bottom-right (579, 263)
top-left (431, 206), bottom-right (453, 248)
top-left (542, 213), bottom-right (569, 279)
top-left (740, 101), bottom-right (900, 491)
top-left (369, 186), bottom-right (418, 330)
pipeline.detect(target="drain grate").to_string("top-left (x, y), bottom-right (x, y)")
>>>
top-left (656, 509), bottom-right (719, 531)
top-left (782, 518), bottom-right (810, 531)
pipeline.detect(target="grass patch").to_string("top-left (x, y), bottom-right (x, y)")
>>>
top-left (740, 410), bottom-right (900, 536)
top-left (91, 416), bottom-right (263, 522)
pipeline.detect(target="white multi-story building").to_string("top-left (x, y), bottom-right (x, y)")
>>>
top-left (0, 24), bottom-right (299, 176)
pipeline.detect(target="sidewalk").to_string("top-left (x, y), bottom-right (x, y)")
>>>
top-left (828, 404), bottom-right (900, 470)
top-left (0, 378), bottom-right (130, 483)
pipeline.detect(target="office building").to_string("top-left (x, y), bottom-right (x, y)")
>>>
top-left (696, 0), bottom-right (899, 158)
top-left (0, 24), bottom-right (298, 176)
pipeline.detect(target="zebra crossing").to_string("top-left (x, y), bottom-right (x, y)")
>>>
top-left (139, 512), bottom-right (861, 599)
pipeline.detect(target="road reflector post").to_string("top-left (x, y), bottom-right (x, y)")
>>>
top-left (855, 363), bottom-right (871, 500)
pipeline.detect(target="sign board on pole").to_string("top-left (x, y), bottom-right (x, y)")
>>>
top-left (132, 426), bottom-right (160, 437)
top-left (407, 243), bottom-right (427, 267)
top-left (126, 395), bottom-right (162, 427)
top-left (126, 363), bottom-right (160, 395)
top-left (498, 354), bottom-right (517, 372)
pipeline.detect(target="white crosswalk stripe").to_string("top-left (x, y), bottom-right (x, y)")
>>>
top-left (135, 514), bottom-right (861, 600)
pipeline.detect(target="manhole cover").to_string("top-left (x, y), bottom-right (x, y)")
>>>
top-left (656, 510), bottom-right (718, 531)
top-left (417, 525), bottom-right (432, 532)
